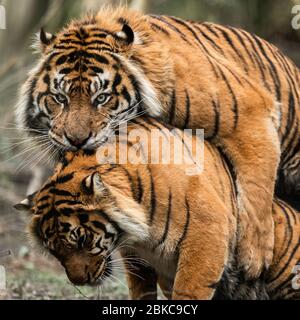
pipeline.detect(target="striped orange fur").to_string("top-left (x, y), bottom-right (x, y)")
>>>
top-left (15, 117), bottom-right (300, 300)
top-left (16, 6), bottom-right (300, 278)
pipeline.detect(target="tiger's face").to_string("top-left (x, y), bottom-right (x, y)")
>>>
top-left (15, 170), bottom-right (122, 286)
top-left (17, 17), bottom-right (160, 152)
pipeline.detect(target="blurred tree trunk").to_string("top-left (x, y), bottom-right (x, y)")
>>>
top-left (242, 0), bottom-right (274, 36)
top-left (130, 0), bottom-right (149, 12)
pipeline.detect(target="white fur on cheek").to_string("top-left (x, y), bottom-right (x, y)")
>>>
top-left (114, 54), bottom-right (162, 118)
top-left (15, 58), bottom-right (45, 130)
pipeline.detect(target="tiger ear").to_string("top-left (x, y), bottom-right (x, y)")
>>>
top-left (38, 28), bottom-right (56, 52)
top-left (81, 172), bottom-right (107, 196)
top-left (114, 24), bottom-right (134, 50)
top-left (14, 193), bottom-right (36, 213)
top-left (92, 172), bottom-right (107, 195)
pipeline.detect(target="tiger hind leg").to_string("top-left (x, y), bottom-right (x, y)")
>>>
top-left (221, 116), bottom-right (280, 279)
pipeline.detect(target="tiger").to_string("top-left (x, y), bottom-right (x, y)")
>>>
top-left (16, 6), bottom-right (300, 278)
top-left (15, 117), bottom-right (300, 300)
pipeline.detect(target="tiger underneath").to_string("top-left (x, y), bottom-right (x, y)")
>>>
top-left (15, 117), bottom-right (300, 300)
top-left (16, 7), bottom-right (300, 278)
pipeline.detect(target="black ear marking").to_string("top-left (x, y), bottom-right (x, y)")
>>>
top-left (14, 192), bottom-right (37, 212)
top-left (116, 24), bottom-right (134, 45)
top-left (81, 175), bottom-right (94, 195)
top-left (40, 27), bottom-right (56, 46)
top-left (122, 24), bottom-right (134, 44)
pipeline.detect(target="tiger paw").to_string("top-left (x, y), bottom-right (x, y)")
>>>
top-left (237, 224), bottom-right (274, 279)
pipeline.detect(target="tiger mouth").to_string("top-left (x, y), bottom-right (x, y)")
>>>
top-left (48, 133), bottom-right (76, 151)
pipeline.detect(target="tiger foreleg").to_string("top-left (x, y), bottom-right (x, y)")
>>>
top-left (172, 208), bottom-right (231, 300)
top-left (121, 251), bottom-right (158, 300)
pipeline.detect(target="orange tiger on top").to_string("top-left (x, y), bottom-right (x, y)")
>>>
top-left (16, 7), bottom-right (300, 278)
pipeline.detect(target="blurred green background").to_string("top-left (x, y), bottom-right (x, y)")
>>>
top-left (0, 0), bottom-right (300, 300)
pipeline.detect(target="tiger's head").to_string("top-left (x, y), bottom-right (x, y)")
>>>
top-left (16, 8), bottom-right (165, 153)
top-left (14, 152), bottom-right (149, 285)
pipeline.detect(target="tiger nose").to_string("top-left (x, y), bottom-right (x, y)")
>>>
top-left (65, 132), bottom-right (91, 148)
top-left (66, 269), bottom-right (90, 286)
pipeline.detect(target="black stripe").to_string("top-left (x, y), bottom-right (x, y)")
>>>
top-left (85, 40), bottom-right (111, 47)
top-left (239, 30), bottom-right (270, 91)
top-left (112, 73), bottom-right (122, 91)
top-left (37, 195), bottom-right (50, 203)
top-left (129, 118), bottom-right (151, 132)
top-left (90, 66), bottom-right (103, 74)
top-left (201, 22), bottom-right (220, 38)
top-left (219, 68), bottom-right (239, 129)
top-left (277, 199), bottom-right (298, 225)
top-left (49, 188), bottom-right (78, 197)
top-left (169, 89), bottom-right (176, 125)
top-left (136, 171), bottom-right (144, 203)
top-left (214, 26), bottom-right (248, 72)
top-left (268, 236), bottom-right (300, 283)
top-left (58, 39), bottom-right (84, 46)
top-left (281, 91), bottom-right (296, 149)
top-left (148, 167), bottom-right (156, 224)
top-left (281, 120), bottom-right (299, 162)
top-left (150, 22), bottom-right (170, 36)
top-left (150, 15), bottom-right (192, 45)
top-left (172, 129), bottom-right (196, 167)
top-left (217, 146), bottom-right (238, 196)
top-left (210, 100), bottom-right (220, 139)
top-left (91, 220), bottom-right (107, 233)
top-left (227, 26), bottom-right (256, 66)
top-left (183, 89), bottom-right (190, 128)
top-left (176, 197), bottom-right (190, 251)
top-left (98, 210), bottom-right (123, 235)
top-left (85, 52), bottom-right (110, 64)
top-left (127, 73), bottom-right (142, 104)
top-left (252, 35), bottom-right (281, 101)
top-left (168, 16), bottom-right (203, 47)
top-left (121, 86), bottom-right (131, 104)
top-left (59, 68), bottom-right (72, 75)
top-left (37, 204), bottom-right (50, 211)
top-left (156, 190), bottom-right (172, 246)
top-left (56, 173), bottom-right (74, 184)
top-left (40, 181), bottom-right (55, 193)
top-left (55, 199), bottom-right (83, 206)
top-left (281, 137), bottom-right (300, 167)
top-left (56, 55), bottom-right (68, 65)
top-left (91, 33), bottom-right (108, 39)
top-left (54, 45), bottom-right (78, 50)
top-left (274, 201), bottom-right (293, 265)
top-left (271, 49), bottom-right (300, 112)
top-left (194, 24), bottom-right (224, 54)
top-left (78, 213), bottom-right (89, 224)
top-left (268, 273), bottom-right (294, 296)
top-left (119, 166), bottom-right (136, 199)
top-left (60, 208), bottom-right (74, 216)
top-left (43, 74), bottom-right (50, 86)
